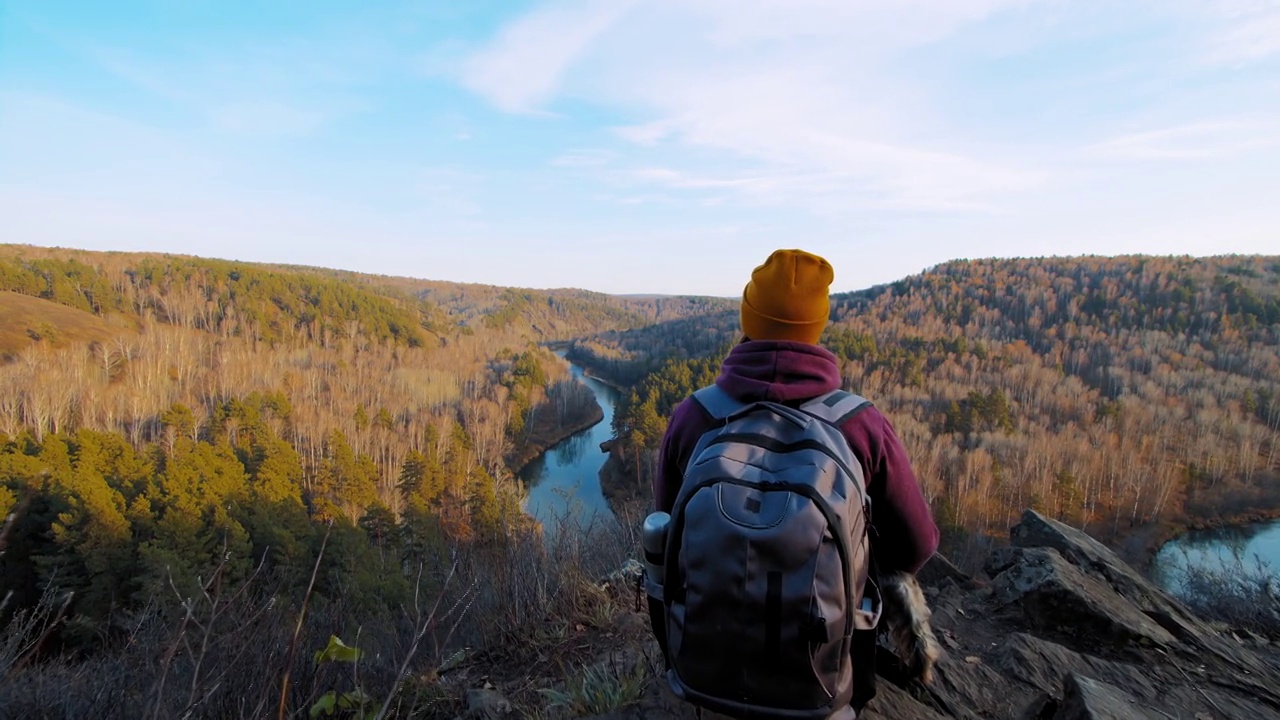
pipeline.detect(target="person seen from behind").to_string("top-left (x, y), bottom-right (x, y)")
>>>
top-left (648, 248), bottom-right (941, 718)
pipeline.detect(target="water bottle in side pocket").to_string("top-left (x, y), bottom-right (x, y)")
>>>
top-left (640, 511), bottom-right (670, 600)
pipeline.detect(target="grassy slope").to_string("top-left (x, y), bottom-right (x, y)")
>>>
top-left (0, 291), bottom-right (134, 359)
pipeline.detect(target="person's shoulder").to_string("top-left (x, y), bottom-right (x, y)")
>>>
top-left (835, 396), bottom-right (893, 438)
top-left (672, 393), bottom-right (700, 416)
top-left (669, 392), bottom-right (715, 426)
top-left (661, 392), bottom-right (718, 451)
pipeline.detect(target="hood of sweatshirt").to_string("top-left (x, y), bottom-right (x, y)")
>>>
top-left (715, 340), bottom-right (841, 403)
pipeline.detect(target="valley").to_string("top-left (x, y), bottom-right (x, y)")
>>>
top-left (0, 244), bottom-right (1277, 718)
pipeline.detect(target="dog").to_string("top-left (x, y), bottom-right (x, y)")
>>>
top-left (880, 571), bottom-right (942, 685)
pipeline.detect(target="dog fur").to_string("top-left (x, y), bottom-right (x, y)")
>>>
top-left (880, 571), bottom-right (942, 685)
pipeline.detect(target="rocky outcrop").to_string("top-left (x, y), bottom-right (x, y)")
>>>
top-left (579, 509), bottom-right (1280, 720)
top-left (989, 546), bottom-right (1177, 648)
top-left (1009, 510), bottom-right (1219, 645)
top-left (1055, 673), bottom-right (1158, 720)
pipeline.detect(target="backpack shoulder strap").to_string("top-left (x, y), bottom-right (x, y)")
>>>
top-left (691, 384), bottom-right (746, 421)
top-left (799, 390), bottom-right (873, 428)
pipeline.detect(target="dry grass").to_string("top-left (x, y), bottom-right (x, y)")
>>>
top-left (0, 561), bottom-right (484, 719)
top-left (440, 508), bottom-right (648, 709)
top-left (1177, 556), bottom-right (1280, 638)
top-left (0, 509), bottom-right (649, 719)
top-left (538, 654), bottom-right (651, 717)
top-left (0, 291), bottom-right (134, 359)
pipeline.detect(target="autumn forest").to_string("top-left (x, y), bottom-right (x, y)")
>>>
top-left (0, 244), bottom-right (1277, 717)
top-left (590, 254), bottom-right (1280, 563)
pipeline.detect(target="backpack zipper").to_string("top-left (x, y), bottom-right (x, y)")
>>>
top-left (704, 433), bottom-right (866, 503)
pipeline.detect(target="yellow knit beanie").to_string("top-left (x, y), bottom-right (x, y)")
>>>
top-left (740, 249), bottom-right (833, 344)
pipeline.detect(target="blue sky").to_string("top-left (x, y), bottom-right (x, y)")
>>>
top-left (1, 0), bottom-right (1277, 296)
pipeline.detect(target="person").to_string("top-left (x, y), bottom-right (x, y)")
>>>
top-left (652, 248), bottom-right (940, 716)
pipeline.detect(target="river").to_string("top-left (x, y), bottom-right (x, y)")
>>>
top-left (519, 361), bottom-right (620, 529)
top-left (521, 363), bottom-right (1280, 594)
top-left (1150, 518), bottom-right (1280, 595)
top-left (521, 369), bottom-right (1279, 595)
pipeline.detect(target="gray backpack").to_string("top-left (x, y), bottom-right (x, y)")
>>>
top-left (661, 385), bottom-right (881, 720)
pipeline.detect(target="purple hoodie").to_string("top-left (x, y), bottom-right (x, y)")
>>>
top-left (654, 339), bottom-right (940, 575)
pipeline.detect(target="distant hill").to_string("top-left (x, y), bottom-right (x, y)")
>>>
top-left (577, 254), bottom-right (1280, 374)
top-left (0, 244), bottom-right (730, 346)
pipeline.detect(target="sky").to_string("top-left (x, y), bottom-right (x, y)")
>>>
top-left (1, 0), bottom-right (1278, 296)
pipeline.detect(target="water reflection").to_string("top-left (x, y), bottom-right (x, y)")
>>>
top-left (551, 430), bottom-right (592, 467)
top-left (1174, 521), bottom-right (1271, 556)
top-left (1151, 519), bottom-right (1280, 596)
top-left (519, 362), bottom-right (621, 529)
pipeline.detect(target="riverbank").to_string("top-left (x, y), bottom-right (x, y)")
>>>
top-left (559, 346), bottom-right (646, 395)
top-left (1116, 504), bottom-right (1280, 573)
top-left (506, 399), bottom-right (605, 475)
top-left (1107, 472), bottom-right (1280, 569)
top-left (598, 442), bottom-right (652, 519)
top-left (580, 370), bottom-right (626, 393)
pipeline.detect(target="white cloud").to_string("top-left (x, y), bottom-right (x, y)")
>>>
top-left (82, 37), bottom-right (376, 136)
top-left (551, 149), bottom-right (615, 167)
top-left (9, 0), bottom-right (1279, 294)
top-left (451, 0), bottom-right (1280, 290)
top-left (0, 91), bottom-right (223, 185)
top-left (211, 101), bottom-right (330, 136)
top-left (614, 121), bottom-right (678, 146)
top-left (460, 0), bottom-right (1044, 214)
top-left (1095, 118), bottom-right (1280, 160)
top-left (685, 0), bottom-right (1030, 48)
top-left (459, 0), bottom-right (641, 114)
top-left (632, 155), bottom-right (1038, 215)
top-left (1197, 0), bottom-right (1280, 65)
top-left (414, 167), bottom-right (485, 220)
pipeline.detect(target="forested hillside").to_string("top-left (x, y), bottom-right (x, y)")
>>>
top-left (4, 246), bottom-right (1278, 717)
top-left (600, 255), bottom-right (1280, 562)
top-left (565, 309), bottom-right (737, 388)
top-left (0, 245), bottom-right (724, 670)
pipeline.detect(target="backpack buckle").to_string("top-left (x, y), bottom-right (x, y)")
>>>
top-left (802, 613), bottom-right (829, 644)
